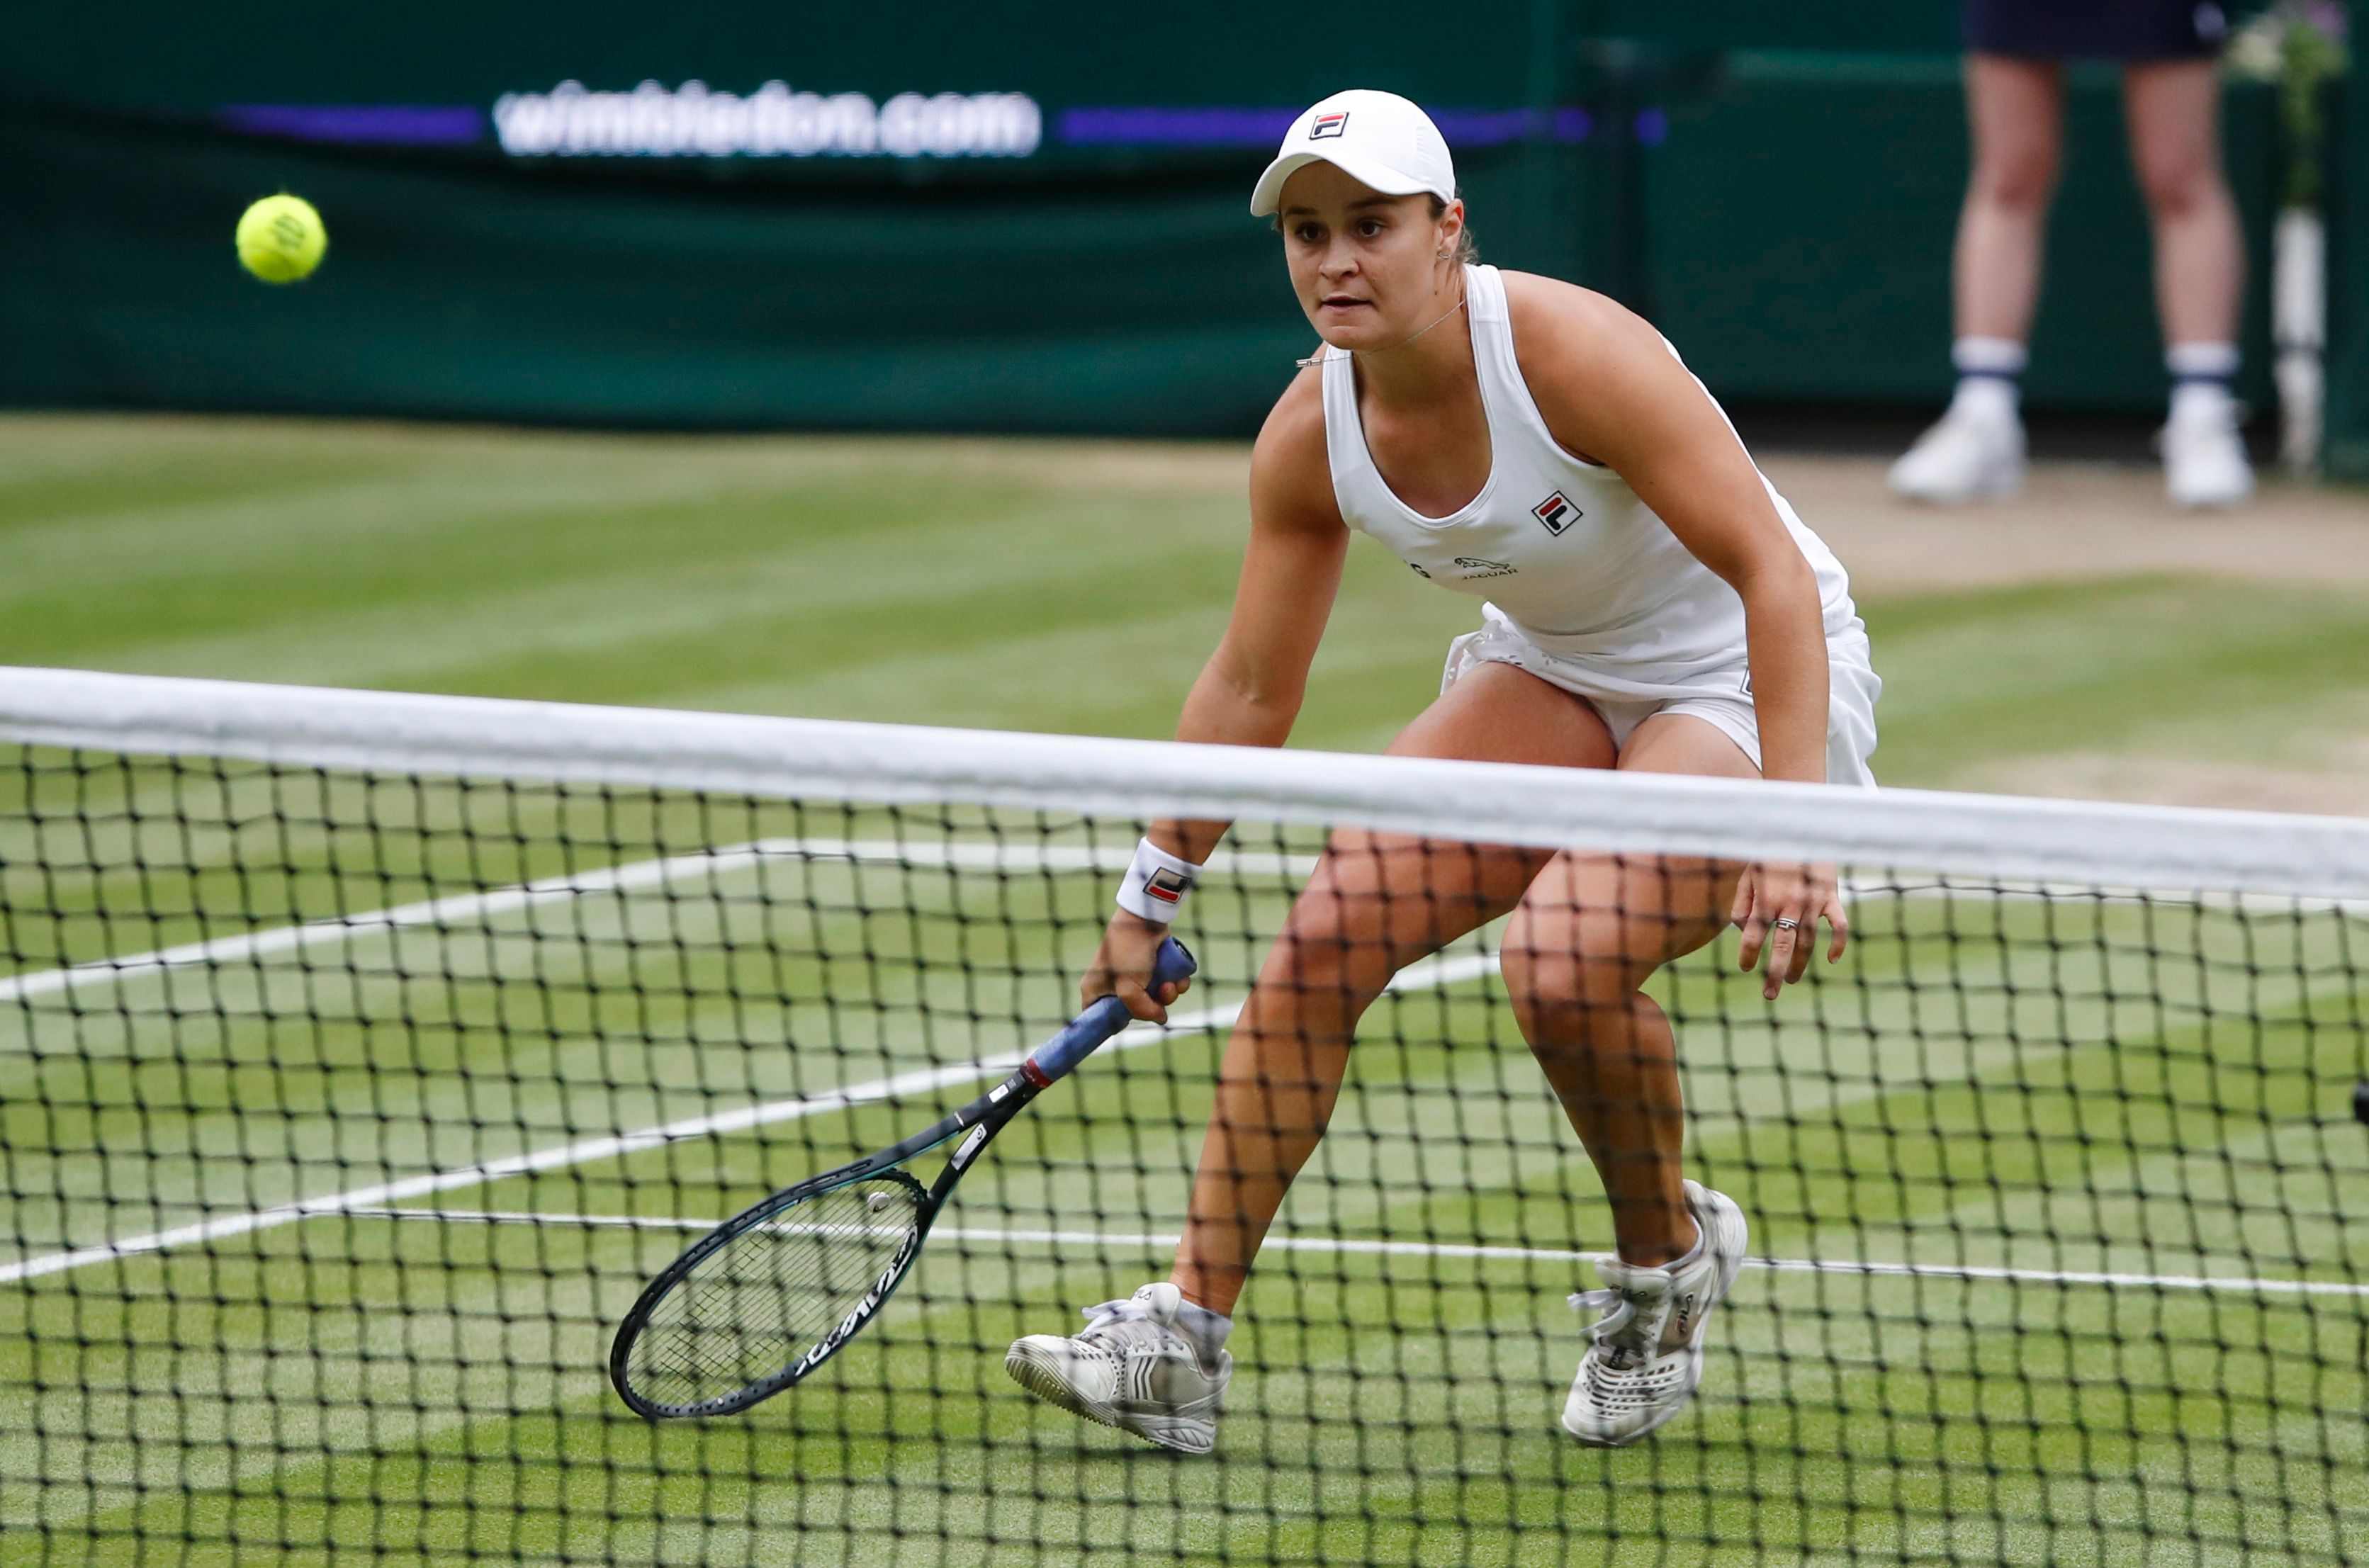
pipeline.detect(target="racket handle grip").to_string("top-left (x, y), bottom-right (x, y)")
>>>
top-left (1027, 938), bottom-right (1197, 1085)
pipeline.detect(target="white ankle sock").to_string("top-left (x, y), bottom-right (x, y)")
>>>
top-left (1949, 337), bottom-right (2025, 423)
top-left (2166, 342), bottom-right (2239, 425)
top-left (2166, 341), bottom-right (2239, 380)
top-left (1952, 336), bottom-right (2027, 376)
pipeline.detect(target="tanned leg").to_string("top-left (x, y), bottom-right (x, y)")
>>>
top-left (1499, 714), bottom-right (1757, 1266)
top-left (1170, 662), bottom-right (1614, 1314)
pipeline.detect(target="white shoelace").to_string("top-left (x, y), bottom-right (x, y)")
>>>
top-left (1076, 1297), bottom-right (1177, 1356)
top-left (1568, 1286), bottom-right (1672, 1370)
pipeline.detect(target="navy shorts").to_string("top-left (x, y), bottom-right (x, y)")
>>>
top-left (1963, 1), bottom-right (2229, 62)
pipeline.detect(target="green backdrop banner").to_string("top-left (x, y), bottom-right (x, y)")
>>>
top-left (9, 3), bottom-right (1959, 116)
top-left (0, 3), bottom-right (2339, 453)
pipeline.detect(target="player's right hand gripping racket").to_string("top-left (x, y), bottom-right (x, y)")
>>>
top-left (609, 938), bottom-right (1195, 1419)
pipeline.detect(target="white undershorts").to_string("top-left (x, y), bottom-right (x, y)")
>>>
top-left (1440, 611), bottom-right (1881, 789)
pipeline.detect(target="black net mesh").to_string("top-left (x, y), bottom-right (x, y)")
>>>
top-left (1, 746), bottom-right (2363, 1566)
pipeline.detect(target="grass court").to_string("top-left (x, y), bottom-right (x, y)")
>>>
top-left (1, 414), bottom-right (2364, 1565)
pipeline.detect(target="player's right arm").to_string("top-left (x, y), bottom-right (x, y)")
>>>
top-left (1086, 372), bottom-right (1349, 1020)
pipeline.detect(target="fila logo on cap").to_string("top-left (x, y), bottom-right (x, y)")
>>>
top-left (1532, 491), bottom-right (1582, 536)
top-left (1249, 91), bottom-right (1456, 218)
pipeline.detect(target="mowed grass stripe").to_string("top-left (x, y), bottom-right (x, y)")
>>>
top-left (13, 928), bottom-right (2350, 1355)
top-left (311, 1207), bottom-right (2369, 1299)
top-left (12, 416), bottom-right (2369, 789)
top-left (8, 1145), bottom-right (2357, 1552)
top-left (11, 1199), bottom-right (2356, 1567)
top-left (9, 861), bottom-right (2358, 1283)
top-left (0, 949), bottom-right (1499, 1285)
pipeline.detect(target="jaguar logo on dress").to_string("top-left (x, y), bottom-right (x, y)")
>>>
top-left (1453, 557), bottom-right (1517, 580)
top-left (1532, 491), bottom-right (1581, 536)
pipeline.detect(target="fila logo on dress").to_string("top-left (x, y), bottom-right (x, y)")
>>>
top-left (1310, 112), bottom-right (1349, 140)
top-left (1532, 491), bottom-right (1581, 536)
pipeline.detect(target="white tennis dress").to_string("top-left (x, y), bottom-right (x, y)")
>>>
top-left (1321, 264), bottom-right (1880, 786)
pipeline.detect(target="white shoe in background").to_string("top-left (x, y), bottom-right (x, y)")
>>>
top-left (2161, 395), bottom-right (2255, 509)
top-left (1560, 1181), bottom-right (1748, 1447)
top-left (1887, 395), bottom-right (2027, 502)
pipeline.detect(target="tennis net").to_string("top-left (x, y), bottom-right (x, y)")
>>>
top-left (1, 667), bottom-right (2363, 1567)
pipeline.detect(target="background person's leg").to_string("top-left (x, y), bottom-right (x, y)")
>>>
top-left (2125, 57), bottom-right (2253, 506)
top-left (1956, 53), bottom-right (2065, 346)
top-left (1891, 55), bottom-right (2063, 502)
top-left (2125, 59), bottom-right (2244, 353)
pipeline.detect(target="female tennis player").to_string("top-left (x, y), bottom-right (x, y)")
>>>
top-left (1007, 89), bottom-right (1881, 1453)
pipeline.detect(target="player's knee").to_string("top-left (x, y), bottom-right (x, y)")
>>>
top-left (1271, 889), bottom-right (1402, 994)
top-left (1283, 845), bottom-right (1473, 982)
top-left (1500, 941), bottom-right (1644, 1035)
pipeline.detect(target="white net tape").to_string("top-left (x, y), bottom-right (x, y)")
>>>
top-left (4, 665), bottom-right (2366, 898)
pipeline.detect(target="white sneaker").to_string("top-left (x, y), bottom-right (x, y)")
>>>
top-left (1887, 400), bottom-right (2026, 502)
top-left (1006, 1282), bottom-right (1230, 1454)
top-left (2162, 401), bottom-right (2254, 509)
top-left (1560, 1180), bottom-right (1748, 1447)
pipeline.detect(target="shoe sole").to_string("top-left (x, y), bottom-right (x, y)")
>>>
top-left (2168, 485), bottom-right (2254, 509)
top-left (1563, 1363), bottom-right (1706, 1448)
top-left (1003, 1343), bottom-right (1216, 1455)
top-left (1889, 469), bottom-right (2024, 504)
top-left (1563, 1184), bottom-right (1749, 1448)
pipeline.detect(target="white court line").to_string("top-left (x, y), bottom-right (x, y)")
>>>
top-left (4, 824), bottom-right (2318, 1014)
top-left (0, 837), bottom-right (1313, 1007)
top-left (338, 1207), bottom-right (2369, 1301)
top-left (0, 949), bottom-right (1497, 1286)
top-left (10, 822), bottom-right (2324, 1015)
top-left (1, 842), bottom-right (774, 1005)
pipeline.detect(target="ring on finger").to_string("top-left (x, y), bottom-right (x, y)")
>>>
top-left (1772, 916), bottom-right (1801, 932)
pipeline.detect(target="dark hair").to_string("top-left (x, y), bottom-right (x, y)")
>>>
top-left (1428, 193), bottom-right (1479, 265)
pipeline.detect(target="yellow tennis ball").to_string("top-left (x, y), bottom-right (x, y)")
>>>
top-left (235, 195), bottom-right (327, 284)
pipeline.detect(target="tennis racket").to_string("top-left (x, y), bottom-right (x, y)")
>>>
top-left (609, 937), bottom-right (1196, 1419)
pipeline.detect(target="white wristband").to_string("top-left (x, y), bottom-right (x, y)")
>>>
top-left (1116, 838), bottom-right (1200, 924)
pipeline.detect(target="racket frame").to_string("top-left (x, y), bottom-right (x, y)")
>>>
top-left (609, 939), bottom-right (1193, 1418)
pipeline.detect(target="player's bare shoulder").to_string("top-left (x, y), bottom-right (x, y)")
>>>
top-left (1249, 364), bottom-right (1344, 535)
top-left (1497, 270), bottom-right (1670, 384)
top-left (1497, 269), bottom-right (1704, 457)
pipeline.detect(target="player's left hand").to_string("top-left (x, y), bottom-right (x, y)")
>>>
top-left (1731, 862), bottom-right (1847, 1000)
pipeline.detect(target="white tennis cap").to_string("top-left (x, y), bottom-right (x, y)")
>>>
top-left (1249, 89), bottom-right (1457, 218)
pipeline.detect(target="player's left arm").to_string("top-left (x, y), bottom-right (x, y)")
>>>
top-left (1504, 275), bottom-right (1827, 784)
top-left (1504, 273), bottom-right (1844, 989)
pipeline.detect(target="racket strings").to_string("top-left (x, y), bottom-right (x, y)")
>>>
top-left (626, 1177), bottom-right (925, 1410)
